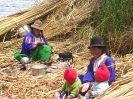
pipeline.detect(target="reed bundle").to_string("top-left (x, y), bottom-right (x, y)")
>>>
top-left (96, 74), bottom-right (133, 99)
top-left (43, 0), bottom-right (96, 39)
top-left (0, 0), bottom-right (71, 37)
top-left (0, 0), bottom-right (96, 42)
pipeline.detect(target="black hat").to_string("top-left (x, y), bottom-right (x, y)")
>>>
top-left (88, 36), bottom-right (106, 48)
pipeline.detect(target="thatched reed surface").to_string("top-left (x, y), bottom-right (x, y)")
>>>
top-left (0, 0), bottom-right (71, 37)
top-left (43, 0), bottom-right (96, 39)
top-left (0, 40), bottom-right (90, 99)
top-left (0, 38), bottom-right (133, 99)
top-left (0, 0), bottom-right (96, 41)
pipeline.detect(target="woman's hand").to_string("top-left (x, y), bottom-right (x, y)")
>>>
top-left (88, 90), bottom-right (92, 94)
top-left (34, 42), bottom-right (44, 48)
top-left (37, 42), bottom-right (44, 46)
top-left (81, 82), bottom-right (90, 93)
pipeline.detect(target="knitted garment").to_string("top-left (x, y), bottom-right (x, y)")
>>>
top-left (64, 68), bottom-right (77, 84)
top-left (95, 64), bottom-right (110, 82)
top-left (61, 78), bottom-right (82, 98)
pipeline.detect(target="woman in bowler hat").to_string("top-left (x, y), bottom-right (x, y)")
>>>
top-left (79, 36), bottom-right (116, 96)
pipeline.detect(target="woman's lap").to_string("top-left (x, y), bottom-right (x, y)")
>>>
top-left (30, 45), bottom-right (51, 61)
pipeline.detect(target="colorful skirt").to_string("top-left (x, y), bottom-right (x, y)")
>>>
top-left (14, 45), bottom-right (52, 61)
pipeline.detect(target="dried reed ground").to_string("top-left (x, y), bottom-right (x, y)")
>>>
top-left (0, 39), bottom-right (133, 99)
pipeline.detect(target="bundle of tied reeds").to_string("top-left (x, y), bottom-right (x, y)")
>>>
top-left (0, 0), bottom-right (71, 38)
top-left (0, 0), bottom-right (97, 42)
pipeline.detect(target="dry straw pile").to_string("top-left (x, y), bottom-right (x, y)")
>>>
top-left (0, 0), bottom-right (96, 41)
top-left (0, 0), bottom-right (133, 99)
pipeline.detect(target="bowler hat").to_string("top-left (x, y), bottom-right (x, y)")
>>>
top-left (88, 36), bottom-right (106, 48)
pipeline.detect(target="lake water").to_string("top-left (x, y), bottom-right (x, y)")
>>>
top-left (0, 0), bottom-right (45, 18)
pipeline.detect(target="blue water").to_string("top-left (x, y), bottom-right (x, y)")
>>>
top-left (0, 0), bottom-right (44, 18)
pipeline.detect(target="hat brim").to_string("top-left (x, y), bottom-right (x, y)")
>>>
top-left (31, 25), bottom-right (43, 30)
top-left (88, 44), bottom-right (106, 49)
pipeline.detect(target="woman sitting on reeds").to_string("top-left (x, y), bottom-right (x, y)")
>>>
top-left (79, 36), bottom-right (116, 96)
top-left (14, 19), bottom-right (52, 62)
